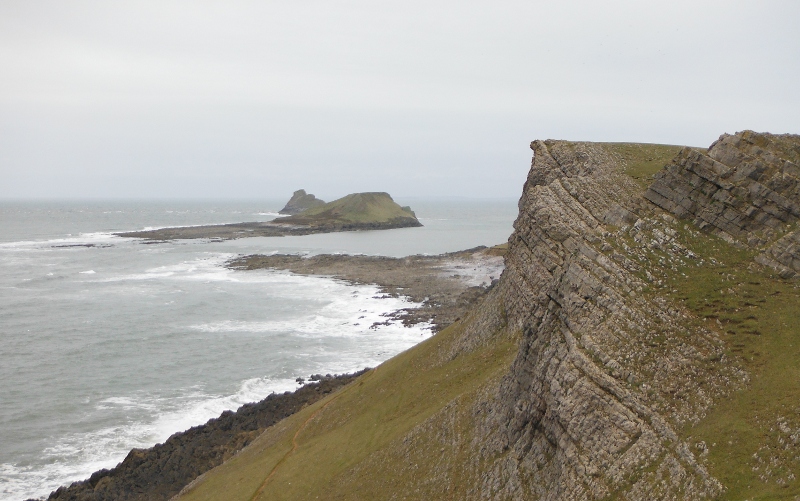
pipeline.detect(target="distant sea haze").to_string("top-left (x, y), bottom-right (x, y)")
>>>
top-left (0, 198), bottom-right (516, 500)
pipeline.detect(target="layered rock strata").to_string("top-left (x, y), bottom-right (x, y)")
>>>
top-left (465, 139), bottom-right (741, 499)
top-left (645, 131), bottom-right (800, 276)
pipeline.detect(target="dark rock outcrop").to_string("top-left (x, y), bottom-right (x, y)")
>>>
top-left (41, 372), bottom-right (365, 501)
top-left (278, 189), bottom-right (325, 215)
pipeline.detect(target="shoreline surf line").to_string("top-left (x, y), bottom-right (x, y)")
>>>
top-left (248, 368), bottom-right (379, 501)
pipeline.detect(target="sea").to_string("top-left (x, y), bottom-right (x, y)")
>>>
top-left (0, 198), bottom-right (517, 501)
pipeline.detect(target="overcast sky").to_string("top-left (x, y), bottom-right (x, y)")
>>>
top-left (1, 1), bottom-right (798, 199)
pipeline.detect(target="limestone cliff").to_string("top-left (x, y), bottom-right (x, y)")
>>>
top-left (463, 132), bottom-right (799, 499)
top-left (645, 131), bottom-right (800, 277)
top-left (469, 140), bottom-right (729, 499)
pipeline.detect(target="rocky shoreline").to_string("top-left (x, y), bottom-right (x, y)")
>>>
top-left (228, 245), bottom-right (506, 332)
top-left (34, 372), bottom-right (367, 501)
top-left (33, 244), bottom-right (506, 500)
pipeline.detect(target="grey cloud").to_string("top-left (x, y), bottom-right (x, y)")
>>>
top-left (1, 0), bottom-right (798, 198)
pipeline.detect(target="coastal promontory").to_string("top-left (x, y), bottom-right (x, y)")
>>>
top-left (54, 132), bottom-right (800, 500)
top-left (116, 192), bottom-right (421, 240)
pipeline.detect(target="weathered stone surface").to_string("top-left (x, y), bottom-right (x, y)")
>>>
top-left (757, 229), bottom-right (800, 278)
top-left (645, 131), bottom-right (800, 253)
top-left (464, 140), bottom-right (734, 499)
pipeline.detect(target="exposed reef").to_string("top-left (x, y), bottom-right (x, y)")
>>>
top-left (229, 245), bottom-right (506, 332)
top-left (116, 192), bottom-right (421, 240)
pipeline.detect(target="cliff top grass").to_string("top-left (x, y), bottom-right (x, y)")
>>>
top-left (274, 192), bottom-right (419, 227)
top-left (662, 224), bottom-right (800, 500)
top-left (604, 142), bottom-right (687, 188)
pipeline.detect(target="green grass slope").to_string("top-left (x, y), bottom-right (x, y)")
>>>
top-left (176, 296), bottom-right (517, 501)
top-left (273, 192), bottom-right (420, 228)
top-left (661, 226), bottom-right (800, 499)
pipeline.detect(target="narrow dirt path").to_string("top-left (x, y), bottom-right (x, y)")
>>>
top-left (249, 368), bottom-right (377, 501)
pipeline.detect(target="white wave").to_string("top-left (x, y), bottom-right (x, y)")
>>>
top-left (0, 376), bottom-right (298, 500)
top-left (79, 270), bottom-right (96, 274)
top-left (0, 232), bottom-right (121, 251)
top-left (97, 254), bottom-right (237, 282)
top-left (134, 223), bottom-right (209, 232)
top-left (253, 212), bottom-right (281, 217)
top-left (189, 292), bottom-right (428, 339)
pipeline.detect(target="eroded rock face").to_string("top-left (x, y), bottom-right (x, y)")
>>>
top-left (279, 189), bottom-right (325, 215)
top-left (645, 131), bottom-right (800, 276)
top-left (471, 140), bottom-right (734, 499)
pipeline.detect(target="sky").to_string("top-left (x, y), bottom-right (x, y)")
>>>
top-left (1, 0), bottom-right (798, 200)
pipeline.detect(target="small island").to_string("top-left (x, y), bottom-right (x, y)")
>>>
top-left (116, 192), bottom-right (422, 240)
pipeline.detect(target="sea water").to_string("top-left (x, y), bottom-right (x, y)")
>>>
top-left (0, 199), bottom-right (517, 500)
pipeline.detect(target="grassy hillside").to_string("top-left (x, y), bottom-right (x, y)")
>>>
top-left (274, 192), bottom-right (419, 227)
top-left (663, 225), bottom-right (800, 499)
top-left (605, 142), bottom-right (686, 187)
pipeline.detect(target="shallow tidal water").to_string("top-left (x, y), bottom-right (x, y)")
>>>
top-left (0, 198), bottom-right (516, 500)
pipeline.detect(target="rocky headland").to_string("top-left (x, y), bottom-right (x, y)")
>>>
top-left (116, 192), bottom-right (421, 240)
top-left (168, 131), bottom-right (800, 501)
top-left (38, 131), bottom-right (800, 500)
top-left (278, 189), bottom-right (325, 215)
